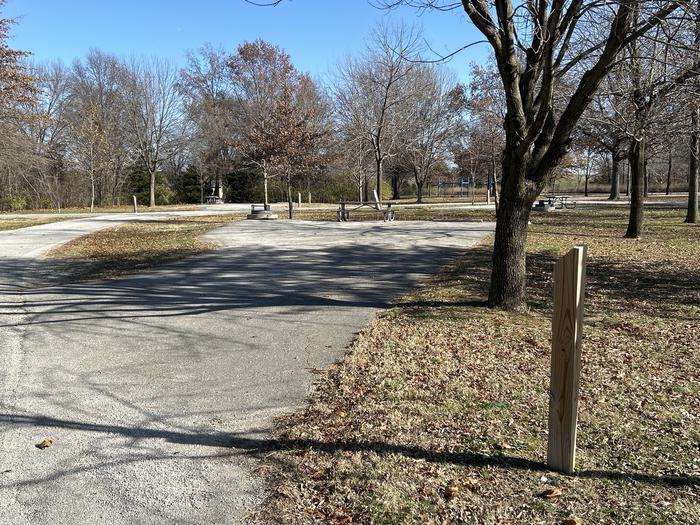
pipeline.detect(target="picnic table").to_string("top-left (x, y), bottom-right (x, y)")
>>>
top-left (337, 190), bottom-right (395, 222)
top-left (536, 194), bottom-right (577, 210)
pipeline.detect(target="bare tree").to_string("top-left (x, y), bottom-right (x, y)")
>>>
top-left (580, 72), bottom-right (632, 200)
top-left (65, 50), bottom-right (129, 209)
top-left (402, 65), bottom-right (463, 203)
top-left (179, 44), bottom-right (235, 200)
top-left (123, 57), bottom-right (183, 207)
top-left (333, 24), bottom-right (418, 203)
top-left (384, 0), bottom-right (694, 309)
top-left (21, 61), bottom-right (70, 209)
top-left (687, 4), bottom-right (700, 223)
top-left (229, 40), bottom-right (297, 207)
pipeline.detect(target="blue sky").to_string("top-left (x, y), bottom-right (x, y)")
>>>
top-left (5, 0), bottom-right (489, 83)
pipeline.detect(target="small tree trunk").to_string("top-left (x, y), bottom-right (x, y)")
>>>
top-left (287, 174), bottom-right (293, 220)
top-left (609, 154), bottom-right (621, 200)
top-left (493, 173), bottom-right (500, 213)
top-left (686, 108), bottom-right (699, 224)
top-left (644, 170), bottom-right (649, 198)
top-left (584, 173), bottom-right (589, 197)
top-left (416, 181), bottom-right (423, 204)
top-left (90, 173), bottom-right (95, 213)
top-left (625, 137), bottom-right (646, 238)
top-left (362, 174), bottom-right (369, 203)
top-left (375, 157), bottom-right (383, 204)
top-left (391, 174), bottom-right (400, 200)
top-left (149, 169), bottom-right (156, 208)
top-left (666, 149), bottom-right (673, 195)
top-left (263, 164), bottom-right (269, 208)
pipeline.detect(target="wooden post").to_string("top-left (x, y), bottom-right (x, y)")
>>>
top-left (548, 245), bottom-right (587, 474)
top-left (308, 192), bottom-right (311, 204)
top-left (298, 192), bottom-right (301, 208)
top-left (132, 195), bottom-right (138, 213)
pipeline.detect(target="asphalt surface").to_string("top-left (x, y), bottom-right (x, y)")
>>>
top-left (0, 218), bottom-right (493, 524)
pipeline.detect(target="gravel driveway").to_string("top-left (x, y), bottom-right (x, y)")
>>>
top-left (0, 218), bottom-right (493, 524)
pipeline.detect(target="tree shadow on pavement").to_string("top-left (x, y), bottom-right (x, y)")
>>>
top-left (0, 242), bottom-right (473, 328)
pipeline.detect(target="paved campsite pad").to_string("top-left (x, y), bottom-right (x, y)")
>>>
top-left (0, 219), bottom-right (493, 524)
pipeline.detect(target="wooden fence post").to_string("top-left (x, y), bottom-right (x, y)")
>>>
top-left (548, 244), bottom-right (587, 474)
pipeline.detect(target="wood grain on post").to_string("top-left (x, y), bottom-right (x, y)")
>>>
top-left (548, 245), bottom-right (587, 474)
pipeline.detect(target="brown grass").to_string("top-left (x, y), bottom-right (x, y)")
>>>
top-left (46, 214), bottom-right (244, 281)
top-left (1, 204), bottom-right (201, 215)
top-left (255, 205), bottom-right (700, 525)
top-left (294, 205), bottom-right (496, 223)
top-left (0, 217), bottom-right (77, 231)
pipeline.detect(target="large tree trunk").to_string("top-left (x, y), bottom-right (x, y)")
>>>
top-left (609, 154), bottom-right (621, 200)
top-left (488, 188), bottom-right (532, 310)
top-left (487, 149), bottom-right (534, 310)
top-left (686, 107), bottom-right (699, 224)
top-left (625, 137), bottom-right (646, 238)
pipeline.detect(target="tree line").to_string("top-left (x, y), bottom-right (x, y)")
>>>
top-left (0, 17), bottom-right (476, 212)
top-left (2, 0), bottom-right (700, 310)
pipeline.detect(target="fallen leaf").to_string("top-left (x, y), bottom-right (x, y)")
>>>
top-left (444, 483), bottom-right (460, 500)
top-left (461, 477), bottom-right (479, 491)
top-left (562, 517), bottom-right (583, 525)
top-left (35, 438), bottom-right (54, 450)
top-left (538, 487), bottom-right (563, 499)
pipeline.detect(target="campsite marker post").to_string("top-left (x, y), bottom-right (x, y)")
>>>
top-left (547, 245), bottom-right (587, 475)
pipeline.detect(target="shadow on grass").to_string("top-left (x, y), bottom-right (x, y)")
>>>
top-left (3, 412), bottom-right (697, 490)
top-left (391, 240), bottom-right (698, 319)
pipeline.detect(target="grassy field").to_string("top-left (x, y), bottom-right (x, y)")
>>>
top-left (46, 214), bottom-right (244, 281)
top-left (0, 216), bottom-right (77, 231)
top-left (255, 205), bottom-right (699, 525)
